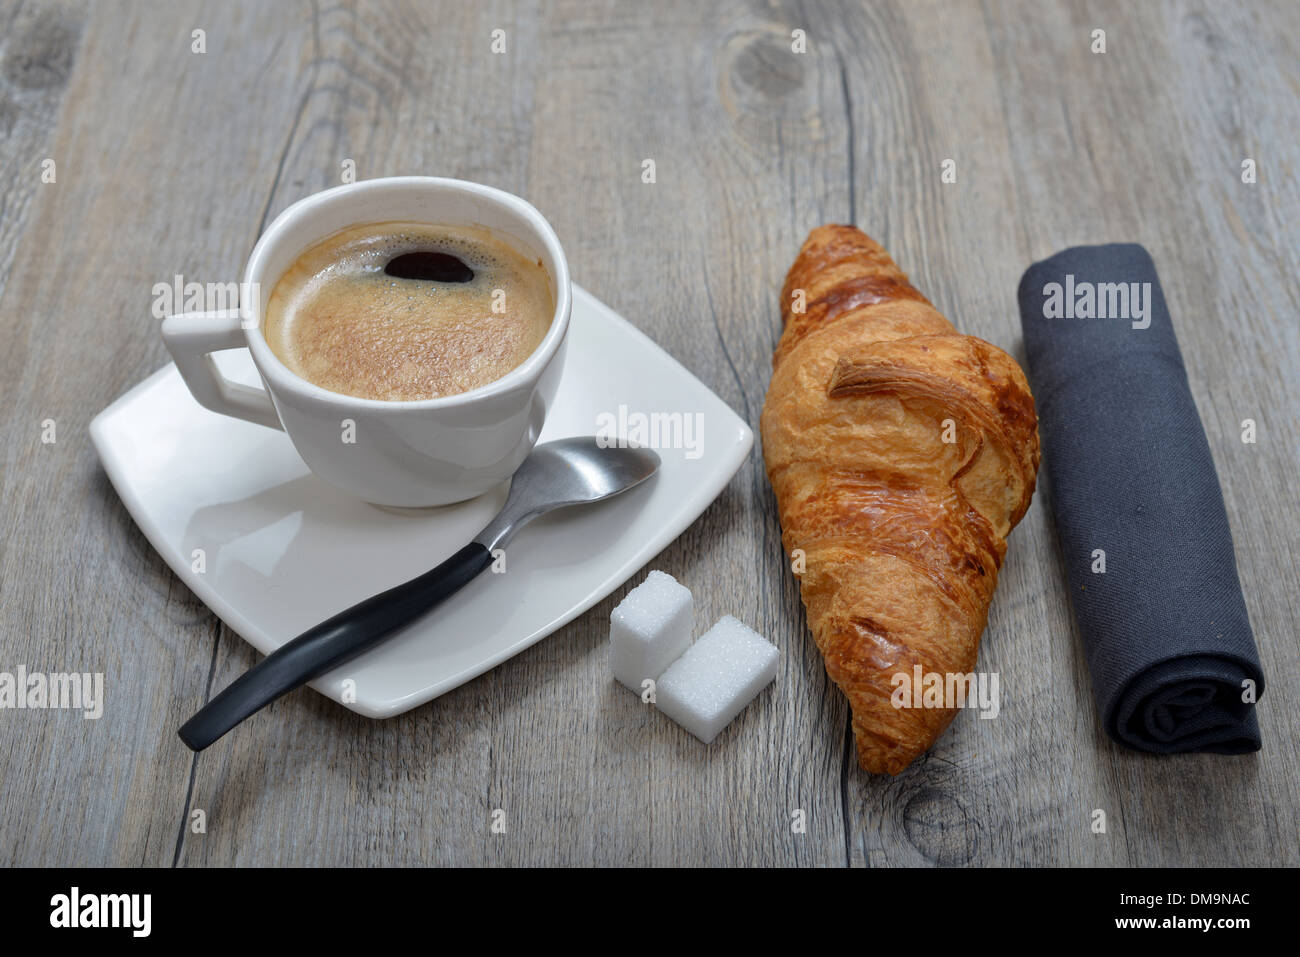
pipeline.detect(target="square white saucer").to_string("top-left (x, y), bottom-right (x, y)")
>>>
top-left (91, 284), bottom-right (753, 717)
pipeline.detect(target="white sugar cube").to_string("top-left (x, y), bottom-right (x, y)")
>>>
top-left (655, 615), bottom-right (779, 744)
top-left (609, 571), bottom-right (694, 694)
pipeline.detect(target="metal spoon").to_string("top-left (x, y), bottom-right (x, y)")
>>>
top-left (178, 438), bottom-right (660, 751)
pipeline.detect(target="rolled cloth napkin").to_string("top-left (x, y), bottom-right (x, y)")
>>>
top-left (1017, 243), bottom-right (1263, 754)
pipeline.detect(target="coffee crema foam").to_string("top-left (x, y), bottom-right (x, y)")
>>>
top-left (263, 221), bottom-right (554, 401)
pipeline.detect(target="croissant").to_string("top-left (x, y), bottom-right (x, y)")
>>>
top-left (761, 226), bottom-right (1040, 774)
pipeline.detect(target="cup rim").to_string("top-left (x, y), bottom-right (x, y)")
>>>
top-left (241, 176), bottom-right (572, 410)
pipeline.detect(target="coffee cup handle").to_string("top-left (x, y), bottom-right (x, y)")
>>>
top-left (161, 310), bottom-right (283, 430)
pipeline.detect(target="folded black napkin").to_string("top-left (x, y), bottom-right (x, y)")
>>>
top-left (1017, 243), bottom-right (1264, 754)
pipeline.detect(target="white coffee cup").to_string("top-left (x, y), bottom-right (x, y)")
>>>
top-left (161, 176), bottom-right (571, 507)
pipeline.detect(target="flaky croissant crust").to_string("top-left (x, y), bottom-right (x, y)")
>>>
top-left (761, 225), bottom-right (1040, 774)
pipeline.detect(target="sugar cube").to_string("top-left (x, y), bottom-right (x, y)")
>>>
top-left (609, 570), bottom-right (694, 694)
top-left (655, 615), bottom-right (779, 743)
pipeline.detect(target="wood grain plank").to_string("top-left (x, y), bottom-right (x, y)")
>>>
top-left (820, 0), bottom-right (1088, 868)
top-left (0, 0), bottom-right (315, 866)
top-left (523, 0), bottom-right (857, 866)
top-left (975, 0), bottom-right (1300, 865)
top-left (0, 1), bottom-right (82, 304)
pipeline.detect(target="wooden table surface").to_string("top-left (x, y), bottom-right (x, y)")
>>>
top-left (2, 0), bottom-right (1297, 867)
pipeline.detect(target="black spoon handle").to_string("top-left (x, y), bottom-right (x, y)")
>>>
top-left (178, 541), bottom-right (493, 752)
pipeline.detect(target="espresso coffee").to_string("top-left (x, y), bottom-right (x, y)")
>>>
top-left (263, 221), bottom-right (554, 401)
